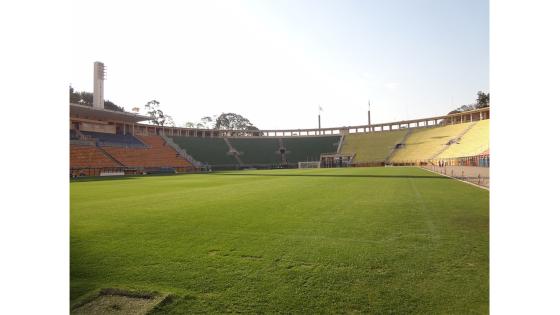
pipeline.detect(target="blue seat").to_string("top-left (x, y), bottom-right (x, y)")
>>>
top-left (81, 131), bottom-right (145, 147)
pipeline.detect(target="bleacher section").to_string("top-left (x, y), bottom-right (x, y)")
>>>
top-left (170, 137), bottom-right (238, 167)
top-left (437, 120), bottom-right (489, 158)
top-left (169, 135), bottom-right (341, 167)
top-left (340, 130), bottom-right (408, 163)
top-left (228, 138), bottom-right (281, 165)
top-left (81, 131), bottom-right (145, 147)
top-left (70, 129), bottom-right (79, 140)
top-left (103, 135), bottom-right (192, 169)
top-left (390, 123), bottom-right (473, 162)
top-left (70, 145), bottom-right (121, 168)
top-left (282, 136), bottom-right (340, 163)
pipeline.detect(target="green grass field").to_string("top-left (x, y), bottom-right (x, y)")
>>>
top-left (70, 167), bottom-right (489, 314)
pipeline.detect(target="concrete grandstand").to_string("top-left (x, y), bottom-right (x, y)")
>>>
top-left (70, 102), bottom-right (489, 175)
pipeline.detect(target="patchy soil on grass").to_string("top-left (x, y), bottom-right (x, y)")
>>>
top-left (72, 289), bottom-right (167, 315)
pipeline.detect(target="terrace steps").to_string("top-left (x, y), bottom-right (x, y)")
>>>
top-left (430, 121), bottom-right (477, 159)
top-left (224, 138), bottom-right (244, 165)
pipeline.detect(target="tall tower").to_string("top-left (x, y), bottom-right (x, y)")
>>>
top-left (93, 61), bottom-right (106, 109)
top-left (368, 100), bottom-right (372, 131)
top-left (318, 105), bottom-right (323, 132)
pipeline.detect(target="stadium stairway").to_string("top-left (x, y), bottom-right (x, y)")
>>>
top-left (170, 136), bottom-right (239, 168)
top-left (429, 122), bottom-right (478, 159)
top-left (436, 119), bottom-right (490, 158)
top-left (70, 144), bottom-right (122, 169)
top-left (169, 135), bottom-right (340, 168)
top-left (161, 134), bottom-right (203, 168)
top-left (385, 129), bottom-right (413, 162)
top-left (102, 135), bottom-right (194, 170)
top-left (336, 134), bottom-right (345, 154)
top-left (223, 138), bottom-right (244, 165)
top-left (340, 129), bottom-right (408, 163)
top-left (389, 122), bottom-right (474, 162)
top-left (228, 137), bottom-right (282, 166)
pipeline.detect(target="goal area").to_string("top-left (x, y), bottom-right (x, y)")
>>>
top-left (298, 161), bottom-right (321, 169)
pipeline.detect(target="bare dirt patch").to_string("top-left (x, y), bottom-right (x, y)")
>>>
top-left (72, 289), bottom-right (167, 315)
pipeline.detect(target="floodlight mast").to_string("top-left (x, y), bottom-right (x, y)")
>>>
top-left (368, 100), bottom-right (372, 131)
top-left (93, 61), bottom-right (106, 109)
top-left (318, 105), bottom-right (323, 133)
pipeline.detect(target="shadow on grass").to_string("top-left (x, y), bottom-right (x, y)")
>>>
top-left (70, 173), bottom-right (196, 182)
top-left (208, 173), bottom-right (450, 180)
top-left (70, 171), bottom-right (450, 182)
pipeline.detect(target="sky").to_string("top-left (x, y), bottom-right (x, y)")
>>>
top-left (71, 0), bottom-right (488, 130)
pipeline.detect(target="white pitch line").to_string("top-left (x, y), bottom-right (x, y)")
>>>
top-left (418, 167), bottom-right (490, 191)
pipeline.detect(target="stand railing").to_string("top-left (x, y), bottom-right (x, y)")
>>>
top-left (159, 134), bottom-right (204, 168)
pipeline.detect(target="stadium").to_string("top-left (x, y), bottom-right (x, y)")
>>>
top-left (70, 62), bottom-right (489, 313)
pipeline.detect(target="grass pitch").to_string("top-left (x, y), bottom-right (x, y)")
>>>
top-left (70, 167), bottom-right (488, 313)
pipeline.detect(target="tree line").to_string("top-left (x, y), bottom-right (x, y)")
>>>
top-left (72, 87), bottom-right (488, 130)
top-left (448, 91), bottom-right (490, 115)
top-left (69, 86), bottom-right (124, 112)
top-left (70, 86), bottom-right (258, 130)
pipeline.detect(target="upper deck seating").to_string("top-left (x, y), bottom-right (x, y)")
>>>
top-left (282, 136), bottom-right (340, 163)
top-left (70, 145), bottom-right (121, 168)
top-left (170, 136), bottom-right (238, 167)
top-left (228, 138), bottom-right (281, 165)
top-left (103, 135), bottom-right (192, 168)
top-left (340, 130), bottom-right (408, 163)
top-left (390, 123), bottom-right (473, 162)
top-left (81, 131), bottom-right (145, 147)
top-left (437, 119), bottom-right (489, 158)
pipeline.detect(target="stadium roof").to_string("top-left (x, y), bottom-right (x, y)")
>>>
top-left (70, 103), bottom-right (150, 123)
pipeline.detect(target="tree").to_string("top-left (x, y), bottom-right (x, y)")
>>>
top-left (185, 113), bottom-right (258, 130)
top-left (476, 91), bottom-right (490, 108)
top-left (213, 113), bottom-right (256, 130)
top-left (69, 85), bottom-right (124, 112)
top-left (104, 100), bottom-right (125, 112)
top-left (447, 91), bottom-right (490, 115)
top-left (69, 85), bottom-right (80, 103)
top-left (144, 100), bottom-right (175, 126)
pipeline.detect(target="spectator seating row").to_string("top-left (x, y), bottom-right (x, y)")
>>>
top-left (282, 136), bottom-right (340, 163)
top-left (169, 135), bottom-right (341, 167)
top-left (171, 136), bottom-right (238, 166)
top-left (103, 135), bottom-right (193, 168)
top-left (437, 119), bottom-right (489, 158)
top-left (81, 131), bottom-right (145, 147)
top-left (228, 137), bottom-right (281, 165)
top-left (389, 123), bottom-right (474, 162)
top-left (70, 145), bottom-right (121, 168)
top-left (340, 130), bottom-right (408, 163)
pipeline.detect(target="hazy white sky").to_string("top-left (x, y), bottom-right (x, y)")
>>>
top-left (71, 0), bottom-right (488, 130)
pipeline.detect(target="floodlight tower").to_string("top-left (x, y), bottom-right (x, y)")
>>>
top-left (368, 100), bottom-right (372, 131)
top-left (93, 61), bottom-right (106, 109)
top-left (318, 105), bottom-right (323, 133)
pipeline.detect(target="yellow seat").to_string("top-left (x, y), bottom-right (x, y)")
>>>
top-left (437, 120), bottom-right (489, 158)
top-left (340, 130), bottom-right (408, 163)
top-left (390, 123), bottom-right (473, 162)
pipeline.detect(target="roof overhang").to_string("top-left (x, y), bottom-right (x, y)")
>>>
top-left (70, 103), bottom-right (150, 123)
